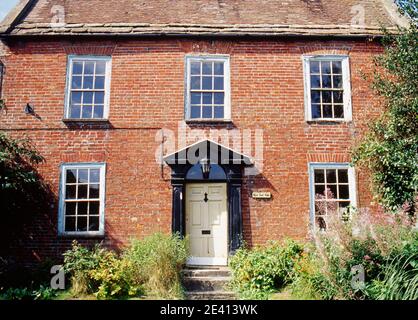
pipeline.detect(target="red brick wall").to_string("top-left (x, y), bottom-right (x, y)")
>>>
top-left (0, 37), bottom-right (383, 265)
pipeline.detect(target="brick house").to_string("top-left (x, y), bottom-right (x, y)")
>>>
top-left (0, 0), bottom-right (408, 266)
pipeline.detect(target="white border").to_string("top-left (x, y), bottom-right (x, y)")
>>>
top-left (64, 55), bottom-right (112, 120)
top-left (184, 55), bottom-right (231, 121)
top-left (302, 55), bottom-right (352, 122)
top-left (58, 162), bottom-right (106, 236)
top-left (308, 162), bottom-right (357, 228)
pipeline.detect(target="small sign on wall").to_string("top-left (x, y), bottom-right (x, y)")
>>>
top-left (252, 191), bottom-right (272, 199)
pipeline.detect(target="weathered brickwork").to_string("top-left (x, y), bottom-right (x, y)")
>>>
top-left (0, 37), bottom-right (383, 264)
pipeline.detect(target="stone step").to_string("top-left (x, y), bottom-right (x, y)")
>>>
top-left (182, 268), bottom-right (231, 278)
top-left (185, 291), bottom-right (236, 300)
top-left (183, 276), bottom-right (231, 292)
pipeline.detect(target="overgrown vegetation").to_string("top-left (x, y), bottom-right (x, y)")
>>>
top-left (63, 233), bottom-right (188, 300)
top-left (229, 210), bottom-right (417, 300)
top-left (228, 240), bottom-right (303, 299)
top-left (352, 25), bottom-right (418, 211)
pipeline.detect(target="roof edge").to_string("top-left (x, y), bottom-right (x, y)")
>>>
top-left (381, 0), bottom-right (411, 28)
top-left (0, 0), bottom-right (35, 34)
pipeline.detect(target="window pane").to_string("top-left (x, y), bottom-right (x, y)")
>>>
top-left (191, 93), bottom-right (201, 105)
top-left (310, 75), bottom-right (321, 88)
top-left (66, 185), bottom-right (76, 199)
top-left (82, 105), bottom-right (93, 118)
top-left (333, 91), bottom-right (343, 104)
top-left (202, 76), bottom-right (212, 90)
top-left (311, 90), bottom-right (320, 103)
top-left (214, 62), bottom-right (224, 75)
top-left (95, 76), bottom-right (105, 90)
top-left (90, 169), bottom-right (100, 183)
top-left (72, 76), bottom-right (82, 89)
top-left (202, 106), bottom-right (212, 118)
top-left (316, 217), bottom-right (327, 230)
top-left (65, 217), bottom-right (76, 232)
top-left (326, 169), bottom-right (337, 183)
top-left (202, 62), bottom-right (212, 75)
top-left (214, 92), bottom-right (224, 105)
top-left (65, 202), bottom-right (76, 215)
top-left (314, 169), bottom-right (325, 183)
top-left (89, 201), bottom-right (100, 215)
top-left (321, 61), bottom-right (331, 74)
top-left (78, 202), bottom-right (88, 215)
top-left (339, 201), bottom-right (350, 208)
top-left (84, 62), bottom-right (95, 75)
top-left (83, 76), bottom-right (94, 89)
top-left (334, 105), bottom-right (344, 118)
top-left (333, 75), bottom-right (343, 88)
top-left (322, 75), bottom-right (332, 88)
top-left (191, 76), bottom-right (200, 90)
top-left (94, 92), bottom-right (104, 104)
top-left (78, 169), bottom-right (89, 183)
top-left (93, 105), bottom-right (104, 118)
top-left (202, 93), bottom-right (212, 105)
top-left (89, 216), bottom-right (100, 231)
top-left (66, 169), bottom-right (77, 183)
top-left (89, 184), bottom-right (100, 199)
top-left (214, 106), bottom-right (224, 119)
top-left (70, 105), bottom-right (81, 118)
top-left (339, 185), bottom-right (350, 199)
top-left (72, 62), bottom-right (83, 75)
top-left (71, 92), bottom-right (82, 104)
top-left (214, 77), bottom-right (224, 90)
top-left (315, 184), bottom-right (325, 196)
top-left (191, 62), bottom-right (200, 75)
top-left (78, 184), bottom-right (88, 199)
top-left (190, 106), bottom-right (201, 118)
top-left (77, 216), bottom-right (88, 232)
top-left (311, 104), bottom-right (321, 118)
top-left (323, 105), bottom-right (332, 118)
top-left (322, 91), bottom-right (332, 103)
top-left (95, 61), bottom-right (106, 75)
top-left (338, 169), bottom-right (348, 183)
top-left (83, 92), bottom-right (93, 104)
top-left (310, 61), bottom-right (320, 73)
top-left (332, 61), bottom-right (342, 74)
top-left (327, 185), bottom-right (337, 199)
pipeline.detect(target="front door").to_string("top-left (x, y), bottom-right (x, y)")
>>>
top-left (186, 183), bottom-right (228, 265)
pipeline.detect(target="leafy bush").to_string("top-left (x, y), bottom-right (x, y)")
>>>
top-left (229, 240), bottom-right (303, 299)
top-left (352, 25), bottom-right (418, 211)
top-left (122, 233), bottom-right (188, 299)
top-left (63, 233), bottom-right (188, 299)
top-left (367, 239), bottom-right (418, 300)
top-left (63, 241), bottom-right (103, 295)
top-left (290, 209), bottom-right (417, 300)
top-left (0, 285), bottom-right (58, 301)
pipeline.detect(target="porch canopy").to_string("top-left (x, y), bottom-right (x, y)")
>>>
top-left (163, 139), bottom-right (253, 253)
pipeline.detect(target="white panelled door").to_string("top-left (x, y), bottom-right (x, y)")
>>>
top-left (186, 183), bottom-right (228, 266)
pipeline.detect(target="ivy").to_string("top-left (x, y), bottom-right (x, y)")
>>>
top-left (352, 25), bottom-right (418, 212)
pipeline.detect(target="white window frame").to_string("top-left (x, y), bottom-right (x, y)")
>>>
top-left (302, 55), bottom-right (352, 122)
top-left (64, 55), bottom-right (112, 120)
top-left (308, 163), bottom-right (357, 229)
top-left (58, 163), bottom-right (106, 236)
top-left (185, 55), bottom-right (231, 121)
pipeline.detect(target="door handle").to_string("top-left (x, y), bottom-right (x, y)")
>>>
top-left (201, 230), bottom-right (211, 235)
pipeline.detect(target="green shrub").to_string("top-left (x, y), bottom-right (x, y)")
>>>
top-left (122, 233), bottom-right (188, 299)
top-left (292, 209), bottom-right (418, 300)
top-left (63, 241), bottom-right (103, 295)
top-left (229, 240), bottom-right (303, 299)
top-left (63, 234), bottom-right (188, 300)
top-left (0, 285), bottom-right (58, 300)
top-left (367, 238), bottom-right (418, 300)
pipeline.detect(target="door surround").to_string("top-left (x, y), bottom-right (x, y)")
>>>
top-left (163, 139), bottom-right (253, 257)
